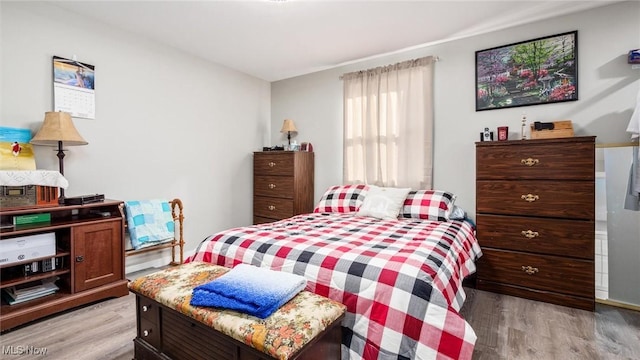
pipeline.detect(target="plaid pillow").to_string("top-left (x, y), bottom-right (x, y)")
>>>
top-left (314, 184), bottom-right (369, 213)
top-left (400, 190), bottom-right (456, 221)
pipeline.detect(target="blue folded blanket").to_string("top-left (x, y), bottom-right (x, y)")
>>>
top-left (190, 264), bottom-right (307, 319)
top-left (124, 199), bottom-right (174, 250)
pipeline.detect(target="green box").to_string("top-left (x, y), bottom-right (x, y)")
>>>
top-left (13, 213), bottom-right (51, 226)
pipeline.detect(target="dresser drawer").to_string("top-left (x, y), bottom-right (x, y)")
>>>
top-left (137, 295), bottom-right (159, 324)
top-left (254, 175), bottom-right (294, 199)
top-left (476, 214), bottom-right (594, 259)
top-left (138, 316), bottom-right (161, 349)
top-left (254, 196), bottom-right (294, 220)
top-left (477, 248), bottom-right (594, 298)
top-left (253, 216), bottom-right (279, 225)
top-left (477, 180), bottom-right (594, 219)
top-left (476, 140), bottom-right (594, 180)
top-left (254, 153), bottom-right (294, 176)
top-left (162, 308), bottom-right (237, 360)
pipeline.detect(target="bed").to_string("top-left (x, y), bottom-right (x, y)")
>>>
top-left (187, 185), bottom-right (482, 360)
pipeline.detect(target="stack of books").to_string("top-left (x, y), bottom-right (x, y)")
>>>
top-left (2, 278), bottom-right (59, 305)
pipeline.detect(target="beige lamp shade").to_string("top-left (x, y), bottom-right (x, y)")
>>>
top-left (280, 119), bottom-right (298, 133)
top-left (30, 111), bottom-right (88, 146)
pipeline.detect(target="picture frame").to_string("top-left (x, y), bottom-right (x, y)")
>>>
top-left (475, 31), bottom-right (578, 111)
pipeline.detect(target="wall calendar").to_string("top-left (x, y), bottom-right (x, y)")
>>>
top-left (52, 56), bottom-right (95, 119)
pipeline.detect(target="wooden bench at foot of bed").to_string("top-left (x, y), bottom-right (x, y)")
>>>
top-left (128, 262), bottom-right (345, 360)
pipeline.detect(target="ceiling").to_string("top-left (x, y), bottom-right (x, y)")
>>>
top-left (49, 0), bottom-right (619, 82)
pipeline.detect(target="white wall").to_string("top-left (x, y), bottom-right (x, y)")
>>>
top-left (272, 0), bottom-right (640, 215)
top-left (271, 1), bottom-right (640, 306)
top-left (1, 2), bottom-right (271, 271)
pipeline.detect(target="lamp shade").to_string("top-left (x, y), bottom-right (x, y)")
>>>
top-left (280, 119), bottom-right (298, 133)
top-left (30, 111), bottom-right (88, 146)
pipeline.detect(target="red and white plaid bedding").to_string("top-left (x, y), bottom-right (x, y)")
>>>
top-left (187, 212), bottom-right (482, 360)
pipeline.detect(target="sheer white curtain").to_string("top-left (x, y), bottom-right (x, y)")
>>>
top-left (342, 56), bottom-right (435, 189)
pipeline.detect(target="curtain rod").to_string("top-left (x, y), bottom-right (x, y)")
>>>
top-left (339, 55), bottom-right (438, 80)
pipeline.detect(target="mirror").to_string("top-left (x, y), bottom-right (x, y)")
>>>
top-left (595, 144), bottom-right (640, 306)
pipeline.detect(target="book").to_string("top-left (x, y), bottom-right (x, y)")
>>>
top-left (13, 213), bottom-right (51, 226)
top-left (2, 278), bottom-right (59, 305)
top-left (3, 288), bottom-right (57, 305)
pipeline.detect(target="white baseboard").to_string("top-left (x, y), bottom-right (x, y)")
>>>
top-left (125, 254), bottom-right (172, 275)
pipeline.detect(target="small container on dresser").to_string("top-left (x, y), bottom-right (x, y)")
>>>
top-left (475, 136), bottom-right (596, 311)
top-left (253, 151), bottom-right (314, 224)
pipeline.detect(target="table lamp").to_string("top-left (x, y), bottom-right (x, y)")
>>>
top-left (280, 119), bottom-right (298, 146)
top-left (30, 111), bottom-right (88, 201)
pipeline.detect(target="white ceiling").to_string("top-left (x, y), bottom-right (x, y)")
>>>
top-left (49, 0), bottom-right (620, 82)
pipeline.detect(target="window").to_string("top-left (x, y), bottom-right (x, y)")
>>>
top-left (342, 56), bottom-right (435, 189)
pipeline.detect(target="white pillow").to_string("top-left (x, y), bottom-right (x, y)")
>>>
top-left (357, 185), bottom-right (411, 220)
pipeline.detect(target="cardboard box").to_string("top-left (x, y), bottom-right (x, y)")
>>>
top-left (530, 120), bottom-right (574, 139)
top-left (0, 232), bottom-right (56, 266)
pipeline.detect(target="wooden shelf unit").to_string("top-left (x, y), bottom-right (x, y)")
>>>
top-left (0, 200), bottom-right (129, 332)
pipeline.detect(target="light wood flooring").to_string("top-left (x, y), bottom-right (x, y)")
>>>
top-left (460, 289), bottom-right (640, 360)
top-left (1, 280), bottom-right (639, 360)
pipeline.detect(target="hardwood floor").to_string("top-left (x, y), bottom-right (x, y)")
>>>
top-left (460, 288), bottom-right (640, 360)
top-left (0, 293), bottom-right (136, 360)
top-left (1, 282), bottom-right (639, 360)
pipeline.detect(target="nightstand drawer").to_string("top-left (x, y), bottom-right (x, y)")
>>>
top-left (254, 176), bottom-right (294, 199)
top-left (477, 180), bottom-right (594, 219)
top-left (477, 248), bottom-right (594, 298)
top-left (254, 153), bottom-right (294, 176)
top-left (476, 141), bottom-right (594, 180)
top-left (476, 214), bottom-right (594, 259)
top-left (254, 196), bottom-right (293, 220)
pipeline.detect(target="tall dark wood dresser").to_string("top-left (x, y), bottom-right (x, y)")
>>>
top-left (475, 136), bottom-right (596, 311)
top-left (253, 151), bottom-right (314, 224)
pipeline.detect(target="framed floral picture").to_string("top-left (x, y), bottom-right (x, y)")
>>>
top-left (475, 31), bottom-right (578, 111)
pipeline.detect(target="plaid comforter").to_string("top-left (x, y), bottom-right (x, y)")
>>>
top-left (187, 213), bottom-right (482, 360)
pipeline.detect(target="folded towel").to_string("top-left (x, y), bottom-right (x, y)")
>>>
top-left (124, 199), bottom-right (175, 250)
top-left (190, 264), bottom-right (307, 319)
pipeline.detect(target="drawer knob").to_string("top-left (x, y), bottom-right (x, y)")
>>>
top-left (268, 161), bottom-right (276, 167)
top-left (268, 205), bottom-right (276, 211)
top-left (521, 194), bottom-right (539, 202)
top-left (521, 230), bottom-right (539, 239)
top-left (268, 183), bottom-right (276, 189)
top-left (521, 265), bottom-right (539, 275)
top-left (521, 158), bottom-right (539, 166)
top-left (142, 305), bottom-right (149, 312)
top-left (143, 329), bottom-right (151, 337)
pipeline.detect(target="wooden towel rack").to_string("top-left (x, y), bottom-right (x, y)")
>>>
top-left (123, 198), bottom-right (185, 265)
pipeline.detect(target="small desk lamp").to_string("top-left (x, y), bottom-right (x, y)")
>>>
top-left (30, 111), bottom-right (88, 201)
top-left (280, 119), bottom-right (298, 146)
